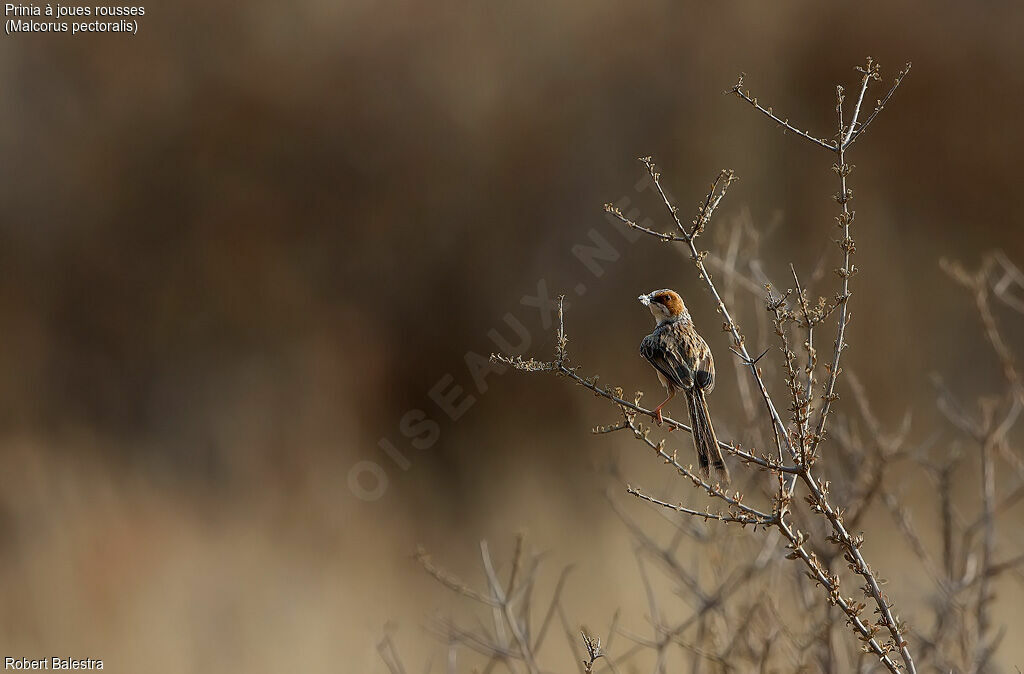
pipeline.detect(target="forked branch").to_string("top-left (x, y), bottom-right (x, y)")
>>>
top-left (492, 58), bottom-right (916, 673)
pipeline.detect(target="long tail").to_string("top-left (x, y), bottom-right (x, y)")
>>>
top-left (685, 388), bottom-right (730, 485)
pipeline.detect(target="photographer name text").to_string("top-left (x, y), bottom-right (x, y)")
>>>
top-left (4, 658), bottom-right (103, 670)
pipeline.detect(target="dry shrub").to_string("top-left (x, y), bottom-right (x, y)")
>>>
top-left (385, 59), bottom-right (1024, 674)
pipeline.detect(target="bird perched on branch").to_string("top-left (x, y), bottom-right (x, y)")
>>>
top-left (639, 289), bottom-right (729, 484)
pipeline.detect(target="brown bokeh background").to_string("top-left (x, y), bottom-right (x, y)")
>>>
top-left (1, 1), bottom-right (1024, 671)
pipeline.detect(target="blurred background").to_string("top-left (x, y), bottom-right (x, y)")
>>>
top-left (1, 0), bottom-right (1024, 671)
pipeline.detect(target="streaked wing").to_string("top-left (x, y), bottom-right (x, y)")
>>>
top-left (640, 329), bottom-right (693, 390)
top-left (689, 330), bottom-right (715, 393)
top-left (640, 322), bottom-right (716, 393)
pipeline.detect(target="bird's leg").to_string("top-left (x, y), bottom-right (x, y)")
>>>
top-left (650, 390), bottom-right (675, 426)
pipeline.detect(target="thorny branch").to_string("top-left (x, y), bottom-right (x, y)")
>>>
top-left (493, 58), bottom-right (916, 673)
top-left (386, 58), bottom-right (1022, 674)
top-left (496, 296), bottom-right (904, 672)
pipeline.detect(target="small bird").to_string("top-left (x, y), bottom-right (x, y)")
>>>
top-left (639, 289), bottom-right (729, 484)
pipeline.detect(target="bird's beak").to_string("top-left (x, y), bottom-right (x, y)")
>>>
top-left (638, 293), bottom-right (651, 306)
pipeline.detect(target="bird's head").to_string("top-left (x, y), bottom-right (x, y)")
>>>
top-left (639, 289), bottom-right (690, 325)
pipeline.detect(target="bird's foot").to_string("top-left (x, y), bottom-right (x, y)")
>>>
top-left (651, 408), bottom-right (664, 426)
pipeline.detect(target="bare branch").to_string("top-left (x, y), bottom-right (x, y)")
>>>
top-left (844, 62), bottom-right (912, 148)
top-left (727, 73), bottom-right (836, 151)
